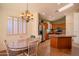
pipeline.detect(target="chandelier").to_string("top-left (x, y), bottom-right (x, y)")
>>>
top-left (20, 3), bottom-right (33, 22)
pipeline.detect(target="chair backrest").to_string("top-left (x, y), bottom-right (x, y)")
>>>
top-left (4, 40), bottom-right (10, 56)
top-left (5, 39), bottom-right (28, 48)
top-left (4, 40), bottom-right (28, 56)
top-left (27, 38), bottom-right (39, 56)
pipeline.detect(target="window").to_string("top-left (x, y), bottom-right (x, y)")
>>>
top-left (14, 17), bottom-right (18, 34)
top-left (8, 17), bottom-right (26, 34)
top-left (8, 17), bottom-right (13, 34)
top-left (18, 18), bottom-right (23, 34)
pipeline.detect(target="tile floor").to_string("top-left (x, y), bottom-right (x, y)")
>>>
top-left (0, 39), bottom-right (79, 56)
top-left (38, 40), bottom-right (79, 56)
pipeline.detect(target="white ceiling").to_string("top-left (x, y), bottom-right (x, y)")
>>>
top-left (28, 3), bottom-right (79, 21)
top-left (0, 3), bottom-right (79, 21)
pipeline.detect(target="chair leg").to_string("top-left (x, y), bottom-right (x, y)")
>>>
top-left (6, 50), bottom-right (9, 56)
top-left (24, 52), bottom-right (28, 56)
top-left (7, 53), bottom-right (9, 56)
top-left (22, 52), bottom-right (28, 56)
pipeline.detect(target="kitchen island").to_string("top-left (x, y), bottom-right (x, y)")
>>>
top-left (50, 34), bottom-right (75, 49)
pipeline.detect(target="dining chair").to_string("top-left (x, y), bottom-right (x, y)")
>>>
top-left (4, 40), bottom-right (28, 56)
top-left (27, 38), bottom-right (39, 56)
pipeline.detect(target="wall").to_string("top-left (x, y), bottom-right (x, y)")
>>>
top-left (0, 5), bottom-right (3, 51)
top-left (73, 13), bottom-right (79, 44)
top-left (66, 12), bottom-right (79, 44)
top-left (26, 13), bottom-right (38, 37)
top-left (0, 4), bottom-right (39, 51)
top-left (66, 13), bottom-right (74, 35)
top-left (50, 17), bottom-right (65, 24)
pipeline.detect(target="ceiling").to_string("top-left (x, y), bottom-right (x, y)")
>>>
top-left (28, 3), bottom-right (79, 21)
top-left (0, 3), bottom-right (79, 21)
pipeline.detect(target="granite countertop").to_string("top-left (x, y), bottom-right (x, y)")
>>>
top-left (49, 34), bottom-right (76, 37)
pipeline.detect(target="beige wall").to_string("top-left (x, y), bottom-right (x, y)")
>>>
top-left (66, 12), bottom-right (79, 44)
top-left (0, 4), bottom-right (39, 51)
top-left (73, 13), bottom-right (79, 44)
top-left (0, 5), bottom-right (3, 51)
top-left (66, 13), bottom-right (74, 35)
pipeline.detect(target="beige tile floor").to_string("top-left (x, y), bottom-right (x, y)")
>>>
top-left (38, 40), bottom-right (79, 56)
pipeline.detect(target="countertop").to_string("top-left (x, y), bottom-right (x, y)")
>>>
top-left (49, 34), bottom-right (76, 37)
